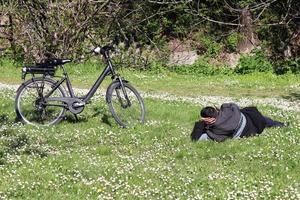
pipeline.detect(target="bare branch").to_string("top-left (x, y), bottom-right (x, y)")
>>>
top-left (148, 0), bottom-right (192, 5)
top-left (188, 9), bottom-right (242, 27)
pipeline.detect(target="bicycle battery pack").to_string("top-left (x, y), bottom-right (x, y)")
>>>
top-left (22, 63), bottom-right (55, 79)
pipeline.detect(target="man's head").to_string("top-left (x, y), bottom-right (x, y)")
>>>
top-left (200, 106), bottom-right (218, 125)
top-left (200, 106), bottom-right (218, 118)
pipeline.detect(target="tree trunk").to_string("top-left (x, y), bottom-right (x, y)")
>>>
top-left (8, 14), bottom-right (16, 55)
top-left (237, 9), bottom-right (259, 54)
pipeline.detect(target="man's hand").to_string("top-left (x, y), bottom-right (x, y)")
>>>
top-left (202, 117), bottom-right (216, 125)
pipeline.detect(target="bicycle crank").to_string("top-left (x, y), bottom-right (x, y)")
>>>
top-left (45, 97), bottom-right (85, 114)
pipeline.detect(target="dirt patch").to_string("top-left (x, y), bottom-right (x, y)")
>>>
top-left (168, 39), bottom-right (199, 65)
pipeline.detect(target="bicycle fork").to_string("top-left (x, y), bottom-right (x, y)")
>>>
top-left (116, 77), bottom-right (131, 108)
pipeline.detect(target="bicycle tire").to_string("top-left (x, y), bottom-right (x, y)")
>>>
top-left (106, 81), bottom-right (145, 127)
top-left (15, 77), bottom-right (66, 126)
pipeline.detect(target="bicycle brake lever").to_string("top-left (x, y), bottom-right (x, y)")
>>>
top-left (93, 47), bottom-right (101, 54)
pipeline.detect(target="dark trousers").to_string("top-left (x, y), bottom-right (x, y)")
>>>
top-left (264, 116), bottom-right (285, 127)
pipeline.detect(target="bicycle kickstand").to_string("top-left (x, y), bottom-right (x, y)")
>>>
top-left (73, 114), bottom-right (79, 122)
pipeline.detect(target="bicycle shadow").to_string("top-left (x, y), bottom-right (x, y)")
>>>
top-left (91, 107), bottom-right (113, 126)
top-left (100, 114), bottom-right (112, 126)
top-left (281, 92), bottom-right (300, 101)
top-left (63, 106), bottom-right (114, 126)
top-left (63, 114), bottom-right (88, 124)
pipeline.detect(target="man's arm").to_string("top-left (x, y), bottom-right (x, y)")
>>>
top-left (191, 121), bottom-right (206, 141)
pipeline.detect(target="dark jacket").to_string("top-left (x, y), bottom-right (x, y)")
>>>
top-left (191, 105), bottom-right (267, 142)
top-left (206, 103), bottom-right (241, 141)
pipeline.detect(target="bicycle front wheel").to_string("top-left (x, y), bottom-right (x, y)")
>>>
top-left (106, 82), bottom-right (145, 127)
top-left (15, 77), bottom-right (66, 126)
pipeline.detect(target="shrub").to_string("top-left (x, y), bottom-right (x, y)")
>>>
top-left (0, 149), bottom-right (5, 165)
top-left (234, 49), bottom-right (272, 74)
top-left (290, 58), bottom-right (300, 74)
top-left (227, 32), bottom-right (243, 52)
top-left (170, 56), bottom-right (233, 75)
top-left (149, 60), bottom-right (167, 73)
top-left (273, 58), bottom-right (300, 75)
top-left (201, 36), bottom-right (223, 57)
top-left (193, 33), bottom-right (223, 57)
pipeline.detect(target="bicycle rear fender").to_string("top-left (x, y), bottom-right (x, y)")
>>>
top-left (16, 77), bottom-right (42, 93)
top-left (105, 80), bottom-right (129, 103)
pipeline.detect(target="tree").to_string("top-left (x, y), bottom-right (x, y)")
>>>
top-left (1, 0), bottom-right (299, 64)
top-left (5, 0), bottom-right (110, 61)
top-left (187, 0), bottom-right (300, 57)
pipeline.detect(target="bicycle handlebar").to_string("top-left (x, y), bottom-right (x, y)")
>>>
top-left (92, 44), bottom-right (116, 56)
top-left (100, 45), bottom-right (115, 55)
top-left (92, 33), bottom-right (121, 55)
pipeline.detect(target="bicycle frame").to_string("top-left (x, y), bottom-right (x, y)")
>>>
top-left (83, 57), bottom-right (116, 103)
top-left (43, 51), bottom-right (118, 106)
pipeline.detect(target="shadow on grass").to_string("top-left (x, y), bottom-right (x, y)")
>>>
top-left (92, 107), bottom-right (113, 126)
top-left (282, 92), bottom-right (300, 101)
top-left (63, 106), bottom-right (113, 126)
top-left (100, 114), bottom-right (112, 126)
top-left (64, 114), bottom-right (88, 123)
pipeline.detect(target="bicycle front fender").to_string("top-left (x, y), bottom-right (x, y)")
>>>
top-left (105, 79), bottom-right (129, 103)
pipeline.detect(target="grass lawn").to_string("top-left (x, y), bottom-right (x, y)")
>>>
top-left (0, 59), bottom-right (300, 199)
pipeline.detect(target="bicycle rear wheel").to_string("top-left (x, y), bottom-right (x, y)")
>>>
top-left (106, 81), bottom-right (145, 127)
top-left (15, 77), bottom-right (66, 126)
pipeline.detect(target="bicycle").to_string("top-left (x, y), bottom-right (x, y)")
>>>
top-left (15, 44), bottom-right (145, 127)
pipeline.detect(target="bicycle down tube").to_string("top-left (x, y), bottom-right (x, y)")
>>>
top-left (83, 66), bottom-right (111, 102)
top-left (83, 51), bottom-right (117, 102)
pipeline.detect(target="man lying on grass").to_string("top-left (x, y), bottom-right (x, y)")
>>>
top-left (191, 103), bottom-right (286, 142)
